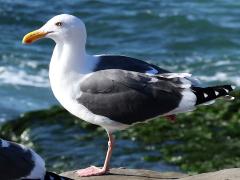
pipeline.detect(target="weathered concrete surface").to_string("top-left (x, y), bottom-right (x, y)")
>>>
top-left (61, 168), bottom-right (240, 180)
top-left (61, 168), bottom-right (187, 180)
top-left (180, 168), bottom-right (240, 180)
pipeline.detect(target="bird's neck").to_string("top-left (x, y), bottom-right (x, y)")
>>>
top-left (50, 41), bottom-right (87, 75)
top-left (49, 40), bottom-right (98, 107)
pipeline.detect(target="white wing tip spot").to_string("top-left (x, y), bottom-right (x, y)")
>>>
top-left (231, 85), bottom-right (236, 90)
top-left (204, 93), bottom-right (208, 98)
top-left (215, 91), bottom-right (219, 96)
top-left (223, 88), bottom-right (229, 93)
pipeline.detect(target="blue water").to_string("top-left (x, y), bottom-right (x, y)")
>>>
top-left (1, 0), bottom-right (240, 121)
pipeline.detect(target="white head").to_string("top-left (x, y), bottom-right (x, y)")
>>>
top-left (23, 14), bottom-right (87, 45)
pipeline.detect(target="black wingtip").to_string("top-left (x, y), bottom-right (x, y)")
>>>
top-left (192, 84), bottom-right (236, 105)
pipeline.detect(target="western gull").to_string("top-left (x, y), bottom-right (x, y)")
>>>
top-left (0, 138), bottom-right (71, 180)
top-left (22, 14), bottom-right (235, 177)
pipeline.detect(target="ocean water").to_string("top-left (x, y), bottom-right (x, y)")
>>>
top-left (1, 0), bottom-right (240, 121)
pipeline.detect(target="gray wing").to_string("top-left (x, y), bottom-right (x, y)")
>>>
top-left (94, 55), bottom-right (201, 86)
top-left (0, 139), bottom-right (35, 180)
top-left (77, 70), bottom-right (184, 125)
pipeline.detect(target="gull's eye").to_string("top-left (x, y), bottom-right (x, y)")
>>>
top-left (55, 22), bottom-right (63, 27)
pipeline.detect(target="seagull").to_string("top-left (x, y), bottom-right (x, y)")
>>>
top-left (0, 138), bottom-right (71, 180)
top-left (22, 14), bottom-right (235, 177)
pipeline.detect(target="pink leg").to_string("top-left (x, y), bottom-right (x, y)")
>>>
top-left (76, 132), bottom-right (114, 177)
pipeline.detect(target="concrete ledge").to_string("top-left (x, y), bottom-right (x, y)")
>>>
top-left (181, 168), bottom-right (240, 180)
top-left (60, 168), bottom-right (187, 180)
top-left (61, 168), bottom-right (240, 180)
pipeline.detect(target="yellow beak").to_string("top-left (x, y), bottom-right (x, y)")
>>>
top-left (22, 30), bottom-right (48, 44)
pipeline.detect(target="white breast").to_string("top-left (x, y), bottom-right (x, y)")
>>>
top-left (49, 44), bottom-right (81, 109)
top-left (49, 68), bottom-right (128, 132)
top-left (48, 44), bottom-right (128, 132)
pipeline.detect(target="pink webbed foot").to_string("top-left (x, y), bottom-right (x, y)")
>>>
top-left (76, 132), bottom-right (114, 177)
top-left (76, 166), bottom-right (108, 177)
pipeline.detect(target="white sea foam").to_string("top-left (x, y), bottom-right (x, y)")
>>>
top-left (213, 60), bottom-right (231, 66)
top-left (19, 60), bottom-right (40, 69)
top-left (198, 72), bottom-right (240, 86)
top-left (0, 66), bottom-right (49, 87)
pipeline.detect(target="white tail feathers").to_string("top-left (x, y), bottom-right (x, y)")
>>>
top-left (223, 95), bottom-right (235, 101)
top-left (231, 85), bottom-right (236, 90)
